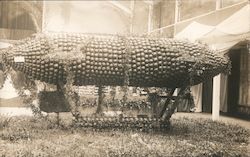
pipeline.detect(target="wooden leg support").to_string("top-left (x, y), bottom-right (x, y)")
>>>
top-left (96, 86), bottom-right (104, 114)
top-left (160, 87), bottom-right (186, 121)
top-left (159, 88), bottom-right (176, 119)
top-left (57, 82), bottom-right (81, 121)
top-left (57, 64), bottom-right (81, 121)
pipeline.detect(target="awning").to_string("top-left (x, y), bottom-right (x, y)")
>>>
top-left (175, 4), bottom-right (250, 53)
top-left (175, 21), bottom-right (215, 42)
top-left (200, 4), bottom-right (250, 52)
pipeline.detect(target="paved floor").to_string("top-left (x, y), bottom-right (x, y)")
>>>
top-left (173, 112), bottom-right (250, 130)
top-left (0, 107), bottom-right (33, 116)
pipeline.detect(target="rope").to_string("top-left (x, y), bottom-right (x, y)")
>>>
top-left (118, 35), bottom-right (132, 110)
top-left (119, 35), bottom-right (132, 87)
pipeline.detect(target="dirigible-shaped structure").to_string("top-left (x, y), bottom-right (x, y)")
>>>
top-left (3, 33), bottom-right (229, 88)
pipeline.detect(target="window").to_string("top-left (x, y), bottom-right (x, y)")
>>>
top-left (0, 1), bottom-right (42, 40)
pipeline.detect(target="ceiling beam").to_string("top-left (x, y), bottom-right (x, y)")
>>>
top-left (108, 1), bottom-right (132, 15)
top-left (143, 0), bottom-right (162, 5)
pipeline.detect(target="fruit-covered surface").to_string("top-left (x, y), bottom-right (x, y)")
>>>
top-left (0, 114), bottom-right (249, 157)
top-left (3, 33), bottom-right (229, 88)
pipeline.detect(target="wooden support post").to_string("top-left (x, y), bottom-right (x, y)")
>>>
top-left (174, 0), bottom-right (181, 36)
top-left (129, 0), bottom-right (135, 34)
top-left (159, 88), bottom-right (176, 118)
top-left (161, 87), bottom-right (186, 120)
top-left (121, 86), bottom-right (128, 112)
top-left (58, 64), bottom-right (81, 120)
top-left (212, 74), bottom-right (221, 121)
top-left (147, 3), bottom-right (153, 34)
top-left (42, 1), bottom-right (46, 32)
top-left (216, 0), bottom-right (222, 10)
top-left (96, 86), bottom-right (104, 114)
top-left (56, 112), bottom-right (60, 126)
top-left (148, 92), bottom-right (159, 118)
top-left (110, 86), bottom-right (116, 103)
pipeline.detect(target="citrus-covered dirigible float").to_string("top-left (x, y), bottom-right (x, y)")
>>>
top-left (2, 33), bottom-right (230, 130)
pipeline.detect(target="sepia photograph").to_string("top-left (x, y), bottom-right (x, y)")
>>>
top-left (0, 0), bottom-right (249, 156)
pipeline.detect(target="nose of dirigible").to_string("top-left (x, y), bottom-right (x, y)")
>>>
top-left (201, 49), bottom-right (230, 76)
top-left (180, 42), bottom-right (231, 85)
